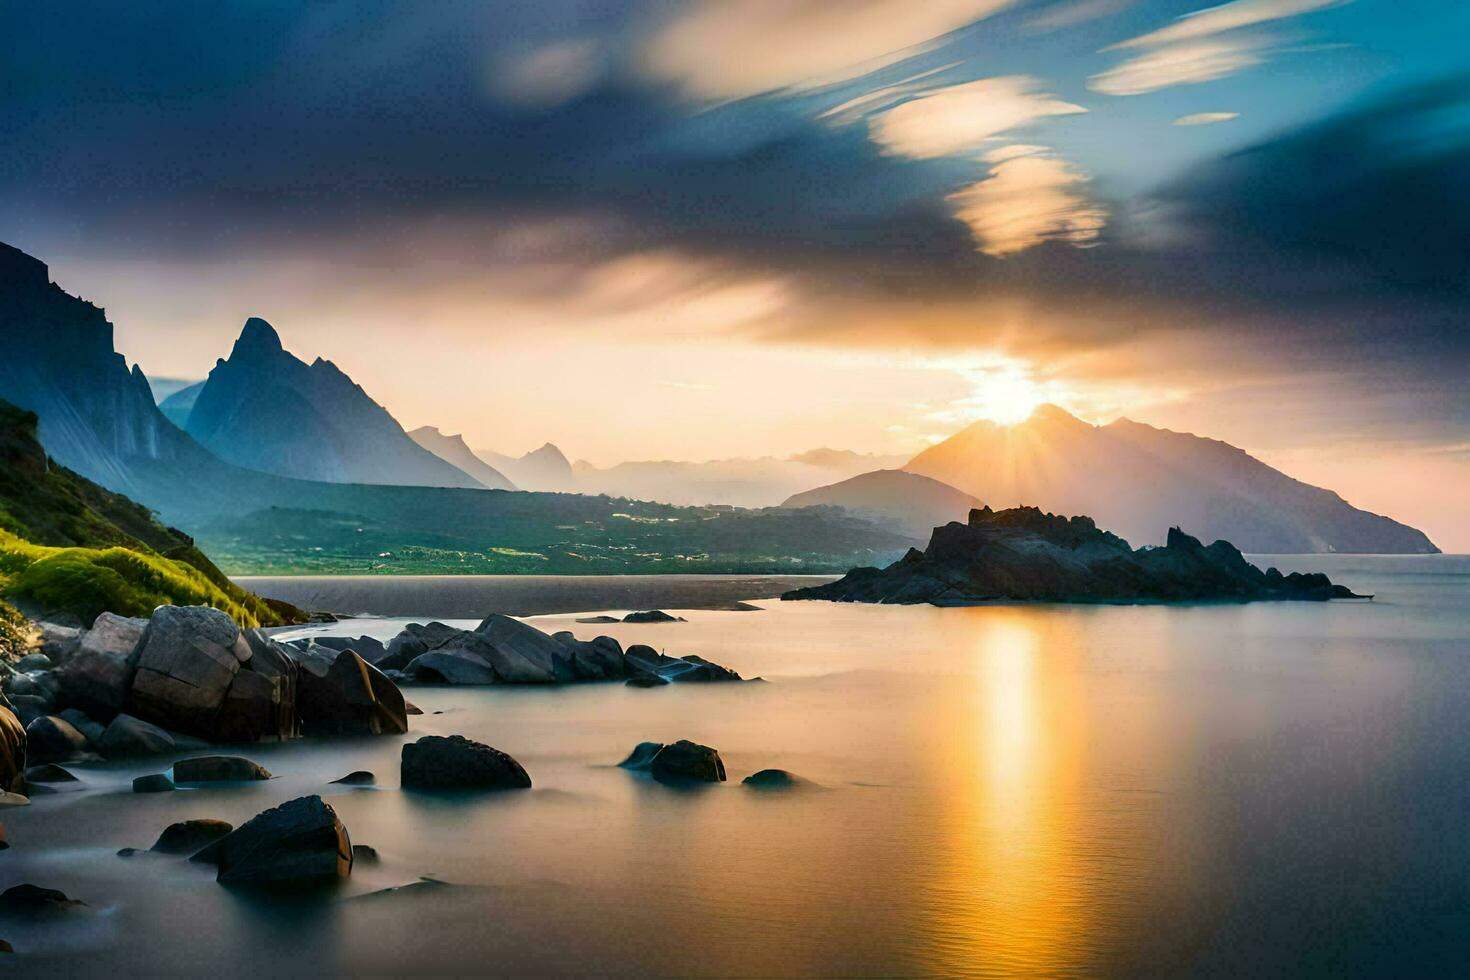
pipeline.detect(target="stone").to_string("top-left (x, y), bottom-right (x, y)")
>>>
top-left (552, 632), bottom-right (626, 681)
top-left (649, 740), bottom-right (726, 784)
top-left (132, 773), bottom-right (175, 793)
top-left (126, 605), bottom-right (248, 737)
top-left (472, 615), bottom-right (574, 682)
top-left (173, 756), bottom-right (272, 783)
top-left (15, 653), bottom-right (51, 671)
top-left (80, 612), bottom-right (147, 658)
top-left (574, 615), bottom-right (620, 625)
top-left (211, 630), bottom-right (298, 742)
top-left (150, 818), bottom-right (234, 855)
top-left (405, 646), bottom-right (499, 685)
top-left (24, 763), bottom-right (77, 783)
top-left (0, 703), bottom-right (23, 793)
top-left (0, 793), bottom-right (29, 807)
top-left (378, 622), bottom-right (463, 672)
top-left (331, 770), bottom-right (375, 785)
top-left (6, 694), bottom-right (48, 728)
top-left (400, 735), bottom-right (532, 791)
top-left (617, 741), bottom-right (664, 770)
top-left (37, 621), bottom-right (82, 664)
top-left (117, 847), bottom-right (140, 857)
top-left (24, 715), bottom-right (88, 764)
top-left (297, 649), bottom-right (408, 736)
top-left (404, 701), bottom-right (423, 715)
top-left (351, 844), bottom-right (380, 864)
top-left (6, 671), bottom-right (57, 701)
top-left (57, 708), bottom-right (105, 745)
top-left (192, 795), bottom-right (352, 885)
top-left (312, 634), bottom-right (389, 665)
top-left (622, 610), bottom-right (685, 623)
top-left (742, 769), bottom-right (811, 790)
top-left (99, 713), bottom-right (176, 758)
top-left (625, 672), bottom-right (669, 688)
top-left (55, 646), bottom-right (132, 719)
top-left (0, 883), bottom-right (87, 917)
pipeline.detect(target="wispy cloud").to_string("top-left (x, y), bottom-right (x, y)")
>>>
top-left (869, 76), bottom-right (1086, 159)
top-left (947, 152), bottom-right (1107, 255)
top-left (1107, 0), bottom-right (1350, 50)
top-left (1174, 111), bottom-right (1240, 125)
top-left (1026, 0), bottom-right (1137, 33)
top-left (490, 39), bottom-right (607, 108)
top-left (642, 0), bottom-right (1017, 100)
top-left (1089, 38), bottom-right (1261, 95)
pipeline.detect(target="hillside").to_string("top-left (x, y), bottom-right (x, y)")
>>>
top-left (783, 469), bottom-right (983, 538)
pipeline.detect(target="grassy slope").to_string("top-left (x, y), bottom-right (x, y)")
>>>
top-left (0, 400), bottom-right (301, 626)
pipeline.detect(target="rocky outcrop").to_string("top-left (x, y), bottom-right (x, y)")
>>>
top-left (191, 795), bottom-right (352, 885)
top-left (23, 716), bottom-right (87, 764)
top-left (400, 735), bottom-right (531, 791)
top-left (296, 648), bottom-right (407, 736)
top-left (784, 506), bottom-right (1368, 606)
top-left (619, 739), bottom-right (727, 783)
top-left (621, 610), bottom-right (685, 624)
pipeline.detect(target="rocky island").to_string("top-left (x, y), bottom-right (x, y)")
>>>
top-left (783, 506), bottom-right (1367, 605)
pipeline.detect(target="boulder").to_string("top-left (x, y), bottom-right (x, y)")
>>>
top-left (173, 756), bottom-right (272, 783)
top-left (331, 770), bottom-right (375, 785)
top-left (663, 655), bottom-right (742, 683)
top-left (24, 715), bottom-right (88, 764)
top-left (0, 703), bottom-right (23, 793)
top-left (211, 630), bottom-right (298, 743)
top-left (297, 649), bottom-right (408, 736)
top-left (6, 671), bottom-right (57, 701)
top-left (6, 694), bottom-right (48, 727)
top-left (400, 735), bottom-right (531, 791)
top-left (378, 622), bottom-right (463, 672)
top-left (551, 633), bottom-right (626, 681)
top-left (625, 673), bottom-right (669, 688)
top-left (24, 763), bottom-right (77, 783)
top-left (98, 713), bottom-right (176, 758)
top-left (150, 818), bottom-right (234, 855)
top-left (55, 646), bottom-right (132, 719)
top-left (57, 708), bottom-right (105, 745)
top-left (351, 843), bottom-right (380, 864)
top-left (132, 773), bottom-right (175, 793)
top-left (80, 612), bottom-right (147, 658)
top-left (405, 646), bottom-right (499, 685)
top-left (0, 884), bottom-right (87, 917)
top-left (649, 740), bottom-right (725, 783)
top-left (617, 741), bottom-right (664, 770)
top-left (742, 769), bottom-right (811, 790)
top-left (191, 795), bottom-right (352, 885)
top-left (574, 615), bottom-right (621, 625)
top-left (37, 621), bottom-right (82, 664)
top-left (312, 634), bottom-right (389, 665)
top-left (472, 615), bottom-right (574, 682)
top-left (15, 653), bottom-right (51, 672)
top-left (126, 605), bottom-right (249, 737)
top-left (404, 701), bottom-right (423, 715)
top-left (622, 610), bottom-right (685, 623)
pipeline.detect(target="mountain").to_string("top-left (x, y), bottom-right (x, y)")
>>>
top-left (0, 398), bottom-right (300, 626)
top-left (407, 426), bottom-right (517, 491)
top-left (479, 443), bottom-right (576, 491)
top-left (570, 450), bottom-right (906, 508)
top-left (782, 470), bottom-right (983, 538)
top-left (158, 379), bottom-right (204, 427)
top-left (184, 317), bottom-right (483, 488)
top-left (146, 376), bottom-right (201, 404)
top-left (904, 405), bottom-right (1437, 554)
top-left (783, 506), bottom-right (1366, 605)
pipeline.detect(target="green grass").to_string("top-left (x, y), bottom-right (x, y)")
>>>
top-left (0, 530), bottom-right (280, 627)
top-left (0, 597), bottom-right (33, 660)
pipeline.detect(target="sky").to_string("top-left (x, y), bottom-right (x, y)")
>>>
top-left (2, 1), bottom-right (1467, 547)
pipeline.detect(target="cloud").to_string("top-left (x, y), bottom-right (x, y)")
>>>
top-left (1107, 0), bottom-right (1350, 50)
top-left (947, 153), bottom-right (1107, 255)
top-left (1025, 0), bottom-right (1137, 33)
top-left (868, 76), bottom-right (1087, 159)
top-left (1089, 38), bottom-right (1261, 95)
top-left (1173, 111), bottom-right (1240, 125)
top-left (641, 0), bottom-right (1017, 100)
top-left (490, 39), bottom-right (607, 107)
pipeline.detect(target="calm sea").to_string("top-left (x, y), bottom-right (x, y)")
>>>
top-left (6, 556), bottom-right (1469, 976)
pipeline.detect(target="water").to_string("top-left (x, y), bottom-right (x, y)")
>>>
top-left (5, 556), bottom-right (1470, 976)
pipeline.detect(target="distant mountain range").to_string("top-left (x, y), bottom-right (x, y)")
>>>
top-left (476, 442), bottom-right (576, 492)
top-left (782, 470), bottom-right (983, 539)
top-left (568, 451), bottom-right (909, 507)
top-left (903, 405), bottom-right (1437, 554)
top-left (407, 427), bottom-right (517, 491)
top-left (172, 317), bottom-right (482, 489)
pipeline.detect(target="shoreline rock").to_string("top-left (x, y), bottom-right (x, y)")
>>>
top-left (401, 735), bottom-right (531, 791)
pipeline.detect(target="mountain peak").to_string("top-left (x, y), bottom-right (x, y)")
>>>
top-left (233, 317), bottom-right (283, 357)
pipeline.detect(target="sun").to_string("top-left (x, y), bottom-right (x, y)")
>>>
top-left (973, 372), bottom-right (1043, 426)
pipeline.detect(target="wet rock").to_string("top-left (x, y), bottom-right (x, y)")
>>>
top-left (617, 741), bottom-right (664, 770)
top-left (24, 763), bottom-right (77, 783)
top-left (473, 615), bottom-right (573, 682)
top-left (0, 884), bottom-right (87, 917)
top-left (99, 713), bottom-right (176, 758)
top-left (0, 702), bottom-right (23, 793)
top-left (331, 770), bottom-right (375, 785)
top-left (297, 649), bottom-right (408, 736)
top-left (742, 769), bottom-right (812, 790)
top-left (574, 615), bottom-right (620, 625)
top-left (405, 646), bottom-right (499, 685)
top-left (24, 715), bottom-right (88, 764)
top-left (127, 605), bottom-right (248, 737)
top-left (552, 633), bottom-right (626, 681)
top-left (173, 756), bottom-right (272, 783)
top-left (663, 655), bottom-right (743, 683)
top-left (625, 672), bottom-right (669, 688)
top-left (400, 734), bottom-right (532, 791)
top-left (15, 653), bottom-right (51, 672)
top-left (57, 708), bottom-right (105, 745)
top-left (55, 646), bottom-right (132, 719)
top-left (351, 844), bottom-right (380, 864)
top-left (6, 694), bottom-right (48, 728)
top-left (150, 818), bottom-right (234, 854)
top-left (132, 773), bottom-right (174, 793)
top-left (622, 610), bottom-right (685, 623)
top-left (650, 740), bottom-right (726, 784)
top-left (191, 795), bottom-right (353, 885)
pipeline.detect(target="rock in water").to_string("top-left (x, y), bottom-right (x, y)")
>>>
top-left (297, 648), bottom-right (408, 736)
top-left (351, 844), bottom-right (380, 864)
top-left (622, 610), bottom-right (685, 623)
top-left (0, 704), bottom-right (24, 793)
top-left (742, 769), bottom-right (812, 790)
top-left (649, 740), bottom-right (726, 784)
top-left (783, 506), bottom-right (1369, 605)
top-left (331, 770), bottom-right (375, 785)
top-left (24, 763), bottom-right (77, 783)
top-left (192, 795), bottom-right (353, 885)
top-left (133, 773), bottom-right (175, 793)
top-left (173, 756), bottom-right (272, 783)
top-left (98, 713), bottom-right (176, 758)
top-left (127, 605), bottom-right (248, 735)
top-left (618, 741), bottom-right (664, 770)
top-left (0, 883), bottom-right (87, 917)
top-left (23, 715), bottom-right (88, 764)
top-left (211, 630), bottom-right (298, 743)
top-left (150, 818), bottom-right (234, 854)
top-left (473, 615), bottom-right (574, 682)
top-left (400, 735), bottom-right (531, 791)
